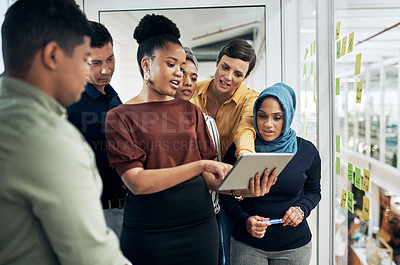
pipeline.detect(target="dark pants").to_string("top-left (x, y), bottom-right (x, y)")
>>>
top-left (217, 207), bottom-right (234, 265)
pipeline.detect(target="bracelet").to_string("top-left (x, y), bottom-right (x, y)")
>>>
top-left (232, 190), bottom-right (244, 201)
top-left (294, 206), bottom-right (304, 218)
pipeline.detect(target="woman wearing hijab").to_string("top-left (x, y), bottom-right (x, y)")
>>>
top-left (219, 83), bottom-right (322, 265)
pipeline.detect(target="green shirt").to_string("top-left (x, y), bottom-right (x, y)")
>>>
top-left (0, 77), bottom-right (128, 265)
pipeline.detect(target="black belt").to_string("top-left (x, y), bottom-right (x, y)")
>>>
top-left (102, 197), bottom-right (126, 210)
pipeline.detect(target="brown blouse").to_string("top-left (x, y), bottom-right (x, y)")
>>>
top-left (105, 98), bottom-right (218, 176)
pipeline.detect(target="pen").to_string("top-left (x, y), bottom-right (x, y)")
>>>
top-left (261, 219), bottom-right (282, 225)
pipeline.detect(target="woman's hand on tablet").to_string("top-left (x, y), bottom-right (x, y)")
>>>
top-left (236, 168), bottom-right (278, 197)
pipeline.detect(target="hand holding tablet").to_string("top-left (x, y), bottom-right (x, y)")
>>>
top-left (217, 153), bottom-right (294, 191)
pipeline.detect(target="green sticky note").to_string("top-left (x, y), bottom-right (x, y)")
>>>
top-left (311, 62), bottom-right (314, 74)
top-left (336, 40), bottom-right (341, 59)
top-left (303, 64), bottom-right (307, 78)
top-left (348, 32), bottom-right (354, 53)
top-left (304, 48), bottom-right (308, 60)
top-left (336, 135), bottom-right (340, 153)
top-left (313, 40), bottom-right (316, 55)
top-left (347, 191), bottom-right (354, 213)
top-left (355, 167), bottom-right (362, 190)
top-left (341, 36), bottom-right (347, 56)
top-left (336, 157), bottom-right (341, 175)
top-left (355, 53), bottom-right (362, 75)
top-left (356, 81), bottom-right (363, 103)
top-left (336, 77), bottom-right (340, 95)
top-left (348, 163), bottom-right (354, 183)
top-left (335, 21), bottom-right (341, 40)
top-left (313, 72), bottom-right (316, 85)
top-left (362, 169), bottom-right (370, 192)
top-left (313, 89), bottom-right (316, 102)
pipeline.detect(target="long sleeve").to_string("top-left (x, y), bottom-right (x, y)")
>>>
top-left (233, 94), bottom-right (257, 157)
top-left (8, 124), bottom-right (128, 265)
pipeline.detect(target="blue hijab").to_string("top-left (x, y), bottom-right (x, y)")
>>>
top-left (253, 83), bottom-right (298, 155)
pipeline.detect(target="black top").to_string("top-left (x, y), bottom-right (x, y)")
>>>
top-left (219, 137), bottom-right (321, 251)
top-left (67, 83), bottom-right (127, 200)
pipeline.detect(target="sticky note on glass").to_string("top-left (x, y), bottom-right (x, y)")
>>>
top-left (313, 72), bottom-right (316, 85)
top-left (355, 53), bottom-right (362, 75)
top-left (348, 32), bottom-right (354, 53)
top-left (314, 89), bottom-right (316, 102)
top-left (313, 40), bottom-right (316, 55)
top-left (336, 135), bottom-right (340, 153)
top-left (356, 81), bottom-right (363, 103)
top-left (336, 78), bottom-right (340, 95)
top-left (362, 196), bottom-right (370, 221)
top-left (336, 40), bottom-right (341, 59)
top-left (355, 167), bottom-right (362, 190)
top-left (347, 191), bottom-right (354, 213)
top-left (362, 169), bottom-right (370, 192)
top-left (311, 62), bottom-right (314, 74)
top-left (335, 21), bottom-right (341, 40)
top-left (341, 36), bottom-right (347, 56)
top-left (340, 189), bottom-right (347, 209)
top-left (336, 157), bottom-right (341, 175)
top-left (348, 163), bottom-right (354, 183)
top-left (303, 64), bottom-right (307, 78)
top-left (304, 48), bottom-right (308, 60)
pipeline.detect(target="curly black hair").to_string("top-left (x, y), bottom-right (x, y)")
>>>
top-left (133, 14), bottom-right (182, 77)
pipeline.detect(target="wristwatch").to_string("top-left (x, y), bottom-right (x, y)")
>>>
top-left (294, 206), bottom-right (304, 218)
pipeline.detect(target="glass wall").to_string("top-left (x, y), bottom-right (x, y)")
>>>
top-left (333, 1), bottom-right (400, 265)
top-left (282, 1), bottom-right (318, 263)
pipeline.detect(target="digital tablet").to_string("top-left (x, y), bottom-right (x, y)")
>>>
top-left (217, 153), bottom-right (294, 191)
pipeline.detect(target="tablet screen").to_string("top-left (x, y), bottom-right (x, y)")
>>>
top-left (217, 153), bottom-right (293, 191)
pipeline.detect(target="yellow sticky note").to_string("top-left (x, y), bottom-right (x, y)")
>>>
top-left (314, 89), bottom-right (316, 103)
top-left (348, 163), bottom-right (354, 183)
top-left (348, 32), bottom-right (354, 53)
top-left (311, 62), bottom-right (314, 74)
top-left (355, 167), bottom-right (362, 190)
top-left (362, 169), bottom-right (370, 192)
top-left (303, 64), bottom-right (307, 78)
top-left (356, 81), bottom-right (363, 103)
top-left (362, 196), bottom-right (370, 221)
top-left (340, 189), bottom-right (347, 209)
top-left (355, 53), bottom-right (362, 75)
top-left (336, 40), bottom-right (341, 59)
top-left (305, 81), bottom-right (308, 92)
top-left (336, 135), bottom-right (340, 153)
top-left (341, 36), bottom-right (347, 56)
top-left (313, 72), bottom-right (316, 85)
top-left (347, 191), bottom-right (354, 213)
top-left (304, 48), bottom-right (308, 60)
top-left (336, 157), bottom-right (341, 175)
top-left (336, 78), bottom-right (340, 95)
top-left (335, 21), bottom-right (341, 40)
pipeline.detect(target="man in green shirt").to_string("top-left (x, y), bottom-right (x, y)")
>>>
top-left (0, 1), bottom-right (130, 264)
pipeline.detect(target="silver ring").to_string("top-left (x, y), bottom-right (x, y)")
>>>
top-left (288, 209), bottom-right (292, 213)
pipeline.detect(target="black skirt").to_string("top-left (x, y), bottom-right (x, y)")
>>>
top-left (120, 176), bottom-right (219, 265)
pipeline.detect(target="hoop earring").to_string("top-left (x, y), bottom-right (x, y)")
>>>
top-left (144, 72), bottom-right (150, 85)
